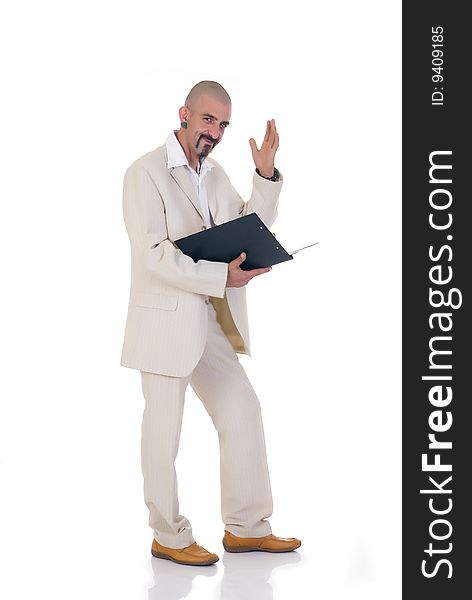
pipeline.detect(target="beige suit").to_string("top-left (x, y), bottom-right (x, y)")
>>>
top-left (121, 141), bottom-right (283, 548)
top-left (121, 144), bottom-right (282, 377)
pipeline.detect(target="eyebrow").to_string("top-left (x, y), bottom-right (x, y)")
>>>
top-left (203, 113), bottom-right (230, 126)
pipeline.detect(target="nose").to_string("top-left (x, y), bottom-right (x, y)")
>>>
top-left (207, 122), bottom-right (220, 140)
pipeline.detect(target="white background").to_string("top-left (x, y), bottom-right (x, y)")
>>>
top-left (0, 1), bottom-right (401, 599)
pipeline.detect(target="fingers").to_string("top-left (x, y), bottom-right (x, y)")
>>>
top-left (251, 120), bottom-right (278, 153)
top-left (274, 131), bottom-right (279, 151)
top-left (230, 252), bottom-right (246, 269)
top-left (263, 120), bottom-right (270, 144)
top-left (249, 138), bottom-right (258, 156)
top-left (261, 119), bottom-right (278, 150)
top-left (267, 119), bottom-right (278, 148)
top-left (226, 256), bottom-right (272, 288)
top-left (247, 266), bottom-right (272, 280)
top-left (229, 255), bottom-right (271, 276)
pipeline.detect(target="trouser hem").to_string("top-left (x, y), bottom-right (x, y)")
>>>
top-left (153, 532), bottom-right (196, 549)
top-left (223, 523), bottom-right (272, 538)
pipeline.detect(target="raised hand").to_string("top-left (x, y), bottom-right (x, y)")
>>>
top-left (249, 119), bottom-right (279, 178)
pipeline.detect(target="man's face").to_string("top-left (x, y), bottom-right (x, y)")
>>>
top-left (185, 94), bottom-right (231, 161)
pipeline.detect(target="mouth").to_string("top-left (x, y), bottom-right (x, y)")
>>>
top-left (199, 135), bottom-right (216, 146)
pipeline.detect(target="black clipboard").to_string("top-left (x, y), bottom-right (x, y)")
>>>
top-left (174, 213), bottom-right (293, 271)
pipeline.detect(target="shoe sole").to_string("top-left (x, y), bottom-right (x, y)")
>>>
top-left (151, 549), bottom-right (219, 566)
top-left (223, 541), bottom-right (301, 553)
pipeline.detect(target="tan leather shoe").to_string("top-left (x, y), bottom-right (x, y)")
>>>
top-left (223, 531), bottom-right (301, 553)
top-left (151, 539), bottom-right (219, 566)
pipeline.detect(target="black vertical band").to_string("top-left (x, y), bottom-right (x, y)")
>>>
top-left (403, 2), bottom-right (471, 596)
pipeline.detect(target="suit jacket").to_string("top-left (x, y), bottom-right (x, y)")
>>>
top-left (120, 142), bottom-right (282, 377)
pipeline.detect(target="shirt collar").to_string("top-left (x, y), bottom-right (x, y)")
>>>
top-left (165, 131), bottom-right (214, 174)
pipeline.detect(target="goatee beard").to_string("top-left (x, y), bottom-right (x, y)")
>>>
top-left (197, 138), bottom-right (216, 162)
top-left (198, 146), bottom-right (212, 161)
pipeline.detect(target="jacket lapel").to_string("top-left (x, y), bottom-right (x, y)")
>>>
top-left (169, 167), bottom-right (204, 221)
top-left (206, 176), bottom-right (219, 224)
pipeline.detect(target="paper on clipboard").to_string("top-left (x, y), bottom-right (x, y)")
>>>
top-left (289, 241), bottom-right (319, 256)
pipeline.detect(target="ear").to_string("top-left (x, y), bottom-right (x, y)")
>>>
top-left (178, 106), bottom-right (189, 125)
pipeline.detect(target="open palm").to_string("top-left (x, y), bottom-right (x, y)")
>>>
top-left (249, 119), bottom-right (279, 177)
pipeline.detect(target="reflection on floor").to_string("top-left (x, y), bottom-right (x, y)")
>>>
top-left (148, 550), bottom-right (301, 600)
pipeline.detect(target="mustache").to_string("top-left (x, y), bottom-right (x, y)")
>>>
top-left (198, 134), bottom-right (218, 145)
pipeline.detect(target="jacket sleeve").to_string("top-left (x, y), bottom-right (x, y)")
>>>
top-left (210, 161), bottom-right (283, 228)
top-left (123, 163), bottom-right (228, 298)
top-left (243, 170), bottom-right (283, 227)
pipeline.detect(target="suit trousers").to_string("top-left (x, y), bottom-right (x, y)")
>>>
top-left (140, 304), bottom-right (273, 549)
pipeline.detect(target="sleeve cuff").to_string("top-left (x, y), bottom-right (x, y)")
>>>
top-left (255, 167), bottom-right (281, 182)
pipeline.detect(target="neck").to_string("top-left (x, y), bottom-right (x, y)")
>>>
top-left (175, 130), bottom-right (199, 171)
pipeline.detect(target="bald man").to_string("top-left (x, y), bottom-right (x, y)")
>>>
top-left (121, 81), bottom-right (301, 566)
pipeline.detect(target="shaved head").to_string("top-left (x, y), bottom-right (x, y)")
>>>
top-left (177, 82), bottom-right (232, 170)
top-left (185, 81), bottom-right (231, 109)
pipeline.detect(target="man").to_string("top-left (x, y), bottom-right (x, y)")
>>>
top-left (121, 81), bottom-right (301, 566)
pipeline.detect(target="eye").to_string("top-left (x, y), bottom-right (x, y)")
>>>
top-left (203, 117), bottom-right (212, 123)
top-left (220, 123), bottom-right (228, 129)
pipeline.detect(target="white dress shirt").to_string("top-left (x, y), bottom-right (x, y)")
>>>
top-left (166, 131), bottom-right (214, 228)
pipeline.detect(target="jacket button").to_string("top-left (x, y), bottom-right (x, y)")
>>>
top-left (205, 298), bottom-right (209, 305)
top-left (201, 225), bottom-right (207, 230)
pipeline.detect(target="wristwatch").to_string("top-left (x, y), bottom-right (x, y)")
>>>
top-left (256, 167), bottom-right (280, 182)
